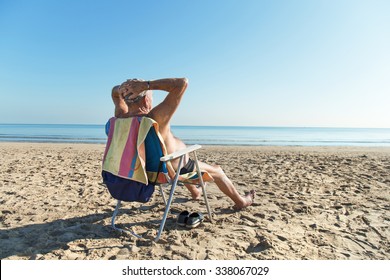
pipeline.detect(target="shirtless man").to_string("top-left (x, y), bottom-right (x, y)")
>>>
top-left (111, 78), bottom-right (254, 210)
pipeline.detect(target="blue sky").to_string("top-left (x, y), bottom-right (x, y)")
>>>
top-left (0, 0), bottom-right (389, 127)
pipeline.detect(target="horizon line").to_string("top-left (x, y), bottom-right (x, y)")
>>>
top-left (0, 122), bottom-right (389, 130)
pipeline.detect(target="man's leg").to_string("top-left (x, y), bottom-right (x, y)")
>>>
top-left (185, 161), bottom-right (255, 210)
top-left (184, 183), bottom-right (202, 200)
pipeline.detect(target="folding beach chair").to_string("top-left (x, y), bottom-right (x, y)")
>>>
top-left (101, 116), bottom-right (213, 242)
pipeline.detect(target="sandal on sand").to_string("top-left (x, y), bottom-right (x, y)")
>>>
top-left (186, 212), bottom-right (204, 229)
top-left (177, 210), bottom-right (190, 226)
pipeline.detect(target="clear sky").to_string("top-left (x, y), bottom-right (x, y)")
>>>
top-left (0, 0), bottom-right (389, 128)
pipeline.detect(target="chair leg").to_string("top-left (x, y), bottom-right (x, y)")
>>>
top-left (193, 151), bottom-right (213, 223)
top-left (111, 200), bottom-right (122, 231)
top-left (154, 155), bottom-right (184, 242)
top-left (111, 200), bottom-right (143, 239)
top-left (159, 185), bottom-right (167, 206)
top-left (111, 153), bottom-right (212, 242)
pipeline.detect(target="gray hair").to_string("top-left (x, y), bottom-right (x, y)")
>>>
top-left (123, 78), bottom-right (152, 104)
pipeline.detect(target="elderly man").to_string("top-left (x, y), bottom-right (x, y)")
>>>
top-left (111, 78), bottom-right (254, 210)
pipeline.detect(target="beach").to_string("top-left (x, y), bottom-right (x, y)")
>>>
top-left (0, 142), bottom-right (389, 260)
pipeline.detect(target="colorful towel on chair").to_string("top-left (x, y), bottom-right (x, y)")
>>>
top-left (102, 117), bottom-right (166, 185)
top-left (102, 116), bottom-right (213, 186)
top-left (177, 168), bottom-right (213, 184)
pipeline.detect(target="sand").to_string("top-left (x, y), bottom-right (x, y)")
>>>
top-left (0, 142), bottom-right (389, 260)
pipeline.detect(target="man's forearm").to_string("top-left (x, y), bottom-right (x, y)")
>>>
top-left (146, 78), bottom-right (188, 125)
top-left (111, 85), bottom-right (129, 118)
top-left (149, 78), bottom-right (188, 93)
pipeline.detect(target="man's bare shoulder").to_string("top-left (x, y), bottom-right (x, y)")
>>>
top-left (147, 106), bottom-right (168, 124)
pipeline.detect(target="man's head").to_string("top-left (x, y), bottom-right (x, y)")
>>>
top-left (117, 79), bottom-right (154, 115)
top-left (124, 89), bottom-right (153, 115)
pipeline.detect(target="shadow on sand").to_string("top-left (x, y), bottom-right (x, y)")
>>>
top-left (0, 199), bottom-right (188, 259)
top-left (0, 211), bottom-right (127, 259)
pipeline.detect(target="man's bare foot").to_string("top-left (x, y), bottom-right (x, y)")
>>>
top-left (185, 184), bottom-right (202, 200)
top-left (191, 193), bottom-right (202, 200)
top-left (233, 190), bottom-right (255, 210)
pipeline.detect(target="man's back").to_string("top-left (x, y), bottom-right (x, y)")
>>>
top-left (112, 77), bottom-right (255, 209)
top-left (113, 78), bottom-right (189, 169)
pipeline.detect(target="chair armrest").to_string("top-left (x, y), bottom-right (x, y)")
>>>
top-left (160, 144), bottom-right (202, 162)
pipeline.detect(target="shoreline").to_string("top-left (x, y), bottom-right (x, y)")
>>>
top-left (1, 141), bottom-right (390, 151)
top-left (1, 142), bottom-right (389, 260)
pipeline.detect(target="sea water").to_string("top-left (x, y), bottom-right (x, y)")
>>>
top-left (0, 123), bottom-right (389, 146)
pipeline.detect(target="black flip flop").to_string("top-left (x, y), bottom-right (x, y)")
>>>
top-left (186, 212), bottom-right (204, 228)
top-left (177, 210), bottom-right (190, 227)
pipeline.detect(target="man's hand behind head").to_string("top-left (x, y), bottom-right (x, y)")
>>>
top-left (119, 79), bottom-right (149, 100)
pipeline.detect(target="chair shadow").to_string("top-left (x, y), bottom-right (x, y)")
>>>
top-left (0, 202), bottom-right (185, 259)
top-left (0, 211), bottom-right (117, 259)
top-left (0, 191), bottom-right (219, 259)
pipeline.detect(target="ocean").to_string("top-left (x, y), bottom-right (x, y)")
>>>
top-left (0, 123), bottom-right (389, 147)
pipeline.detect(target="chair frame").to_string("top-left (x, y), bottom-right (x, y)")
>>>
top-left (110, 144), bottom-right (213, 242)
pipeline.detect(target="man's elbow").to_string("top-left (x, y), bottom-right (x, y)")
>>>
top-left (112, 85), bottom-right (120, 98)
top-left (182, 77), bottom-right (189, 86)
top-left (179, 78), bottom-right (189, 91)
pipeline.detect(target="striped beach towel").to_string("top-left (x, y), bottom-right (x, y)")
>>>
top-left (102, 117), bottom-right (169, 185)
top-left (102, 116), bottom-right (212, 188)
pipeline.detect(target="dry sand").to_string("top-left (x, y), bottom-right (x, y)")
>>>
top-left (0, 143), bottom-right (389, 260)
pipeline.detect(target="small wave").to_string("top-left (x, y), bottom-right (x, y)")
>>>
top-left (0, 135), bottom-right (107, 144)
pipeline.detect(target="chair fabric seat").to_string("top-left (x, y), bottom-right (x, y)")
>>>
top-left (102, 170), bottom-right (155, 203)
